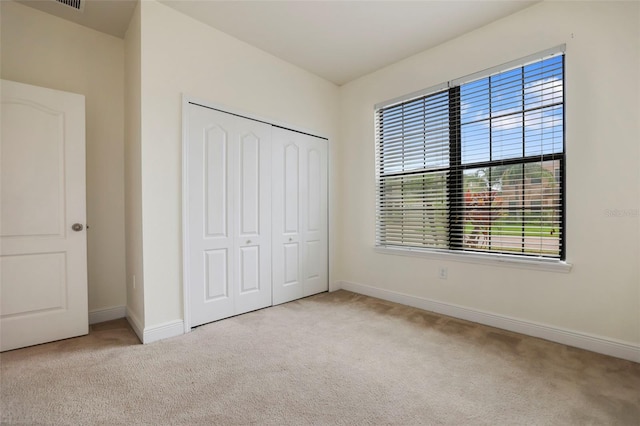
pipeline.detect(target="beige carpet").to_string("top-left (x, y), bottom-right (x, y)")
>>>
top-left (1, 290), bottom-right (639, 425)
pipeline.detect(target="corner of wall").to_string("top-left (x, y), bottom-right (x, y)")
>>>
top-left (124, 0), bottom-right (145, 332)
top-left (126, 306), bottom-right (144, 343)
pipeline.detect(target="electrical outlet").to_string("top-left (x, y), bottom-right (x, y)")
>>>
top-left (132, 275), bottom-right (136, 289)
top-left (438, 266), bottom-right (448, 280)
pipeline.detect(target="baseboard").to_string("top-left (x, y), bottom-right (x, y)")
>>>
top-left (89, 306), bottom-right (126, 325)
top-left (125, 308), bottom-right (144, 344)
top-left (339, 280), bottom-right (640, 363)
top-left (143, 320), bottom-right (184, 344)
top-left (125, 309), bottom-right (184, 344)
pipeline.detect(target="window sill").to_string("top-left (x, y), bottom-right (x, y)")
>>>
top-left (374, 246), bottom-right (572, 273)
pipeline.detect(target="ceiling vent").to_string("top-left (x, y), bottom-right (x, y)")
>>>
top-left (53, 0), bottom-right (84, 12)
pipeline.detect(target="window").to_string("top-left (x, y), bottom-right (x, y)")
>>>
top-left (375, 47), bottom-right (565, 260)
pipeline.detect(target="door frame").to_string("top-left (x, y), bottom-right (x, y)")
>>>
top-left (181, 95), bottom-right (329, 332)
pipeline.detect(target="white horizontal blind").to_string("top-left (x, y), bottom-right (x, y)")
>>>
top-left (375, 49), bottom-right (565, 259)
top-left (375, 91), bottom-right (450, 249)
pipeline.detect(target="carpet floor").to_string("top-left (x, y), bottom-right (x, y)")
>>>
top-left (1, 290), bottom-right (639, 425)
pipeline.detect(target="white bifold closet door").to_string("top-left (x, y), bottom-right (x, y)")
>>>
top-left (187, 104), bottom-right (272, 327)
top-left (272, 127), bottom-right (328, 305)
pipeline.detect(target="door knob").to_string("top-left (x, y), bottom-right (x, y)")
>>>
top-left (72, 223), bottom-right (84, 232)
top-left (246, 240), bottom-right (251, 244)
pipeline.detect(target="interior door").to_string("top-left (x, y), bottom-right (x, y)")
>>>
top-left (272, 127), bottom-right (328, 305)
top-left (1, 79), bottom-right (88, 352)
top-left (186, 104), bottom-right (272, 327)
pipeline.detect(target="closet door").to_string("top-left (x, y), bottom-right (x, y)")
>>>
top-left (302, 135), bottom-right (329, 297)
top-left (186, 104), bottom-right (271, 327)
top-left (272, 128), bottom-right (328, 305)
top-left (233, 116), bottom-right (272, 315)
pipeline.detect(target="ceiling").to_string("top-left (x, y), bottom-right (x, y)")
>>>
top-left (159, 1), bottom-right (539, 85)
top-left (17, 0), bottom-right (137, 38)
top-left (19, 0), bottom-right (540, 86)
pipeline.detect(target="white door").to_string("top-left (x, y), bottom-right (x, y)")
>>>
top-left (272, 127), bottom-right (328, 305)
top-left (1, 80), bottom-right (88, 352)
top-left (186, 104), bottom-right (272, 327)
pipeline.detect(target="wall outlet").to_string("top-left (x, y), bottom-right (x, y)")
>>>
top-left (132, 275), bottom-right (136, 289)
top-left (438, 266), bottom-right (448, 280)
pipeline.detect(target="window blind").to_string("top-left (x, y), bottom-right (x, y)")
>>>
top-left (375, 48), bottom-right (565, 259)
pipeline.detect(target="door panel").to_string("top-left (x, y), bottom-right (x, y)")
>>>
top-left (188, 105), bottom-right (235, 325)
top-left (205, 249), bottom-right (229, 300)
top-left (204, 126), bottom-right (228, 238)
top-left (272, 132), bottom-right (302, 304)
top-left (0, 253), bottom-right (67, 315)
top-left (187, 104), bottom-right (271, 327)
top-left (284, 243), bottom-right (300, 286)
top-left (307, 149), bottom-right (321, 232)
top-left (303, 137), bottom-right (328, 297)
top-left (306, 241), bottom-right (320, 279)
top-left (272, 128), bottom-right (328, 304)
top-left (239, 133), bottom-right (260, 236)
top-left (239, 246), bottom-right (259, 293)
top-left (284, 144), bottom-right (299, 234)
top-left (1, 79), bottom-right (87, 352)
top-left (233, 121), bottom-right (271, 314)
top-left (1, 102), bottom-right (64, 238)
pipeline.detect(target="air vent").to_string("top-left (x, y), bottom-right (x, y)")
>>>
top-left (54, 0), bottom-right (83, 11)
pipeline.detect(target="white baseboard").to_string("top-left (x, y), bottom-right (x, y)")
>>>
top-left (143, 320), bottom-right (184, 344)
top-left (125, 308), bottom-right (144, 343)
top-left (89, 306), bottom-right (126, 325)
top-left (339, 280), bottom-right (640, 363)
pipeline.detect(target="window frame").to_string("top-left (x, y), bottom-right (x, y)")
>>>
top-left (374, 46), bottom-right (571, 271)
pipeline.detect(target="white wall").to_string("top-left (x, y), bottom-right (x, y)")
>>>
top-left (1, 1), bottom-right (127, 315)
top-left (337, 1), bottom-right (640, 345)
top-left (138, 1), bottom-right (339, 328)
top-left (124, 2), bottom-right (144, 333)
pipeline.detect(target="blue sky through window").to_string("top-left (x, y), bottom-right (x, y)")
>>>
top-left (379, 55), bottom-right (563, 174)
top-left (460, 55), bottom-right (563, 165)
